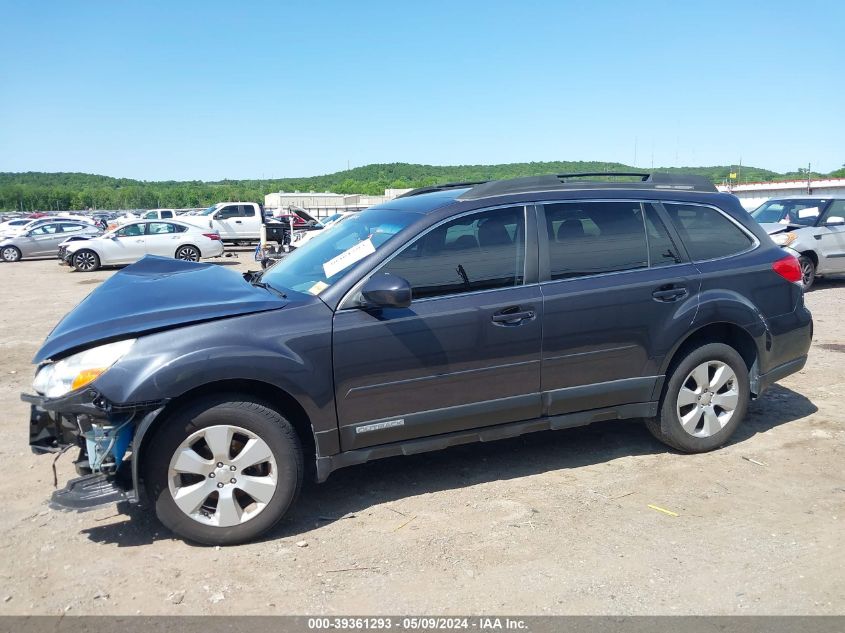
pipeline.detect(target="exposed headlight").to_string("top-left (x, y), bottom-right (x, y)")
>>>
top-left (772, 232), bottom-right (797, 247)
top-left (33, 339), bottom-right (135, 398)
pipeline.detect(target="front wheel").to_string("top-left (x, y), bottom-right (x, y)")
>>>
top-left (645, 343), bottom-right (750, 453)
top-left (175, 245), bottom-right (200, 261)
top-left (1, 246), bottom-right (21, 262)
top-left (142, 395), bottom-right (303, 545)
top-left (72, 249), bottom-right (100, 272)
top-left (798, 255), bottom-right (815, 290)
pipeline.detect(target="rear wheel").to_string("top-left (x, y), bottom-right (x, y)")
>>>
top-left (142, 395), bottom-right (303, 545)
top-left (798, 255), bottom-right (815, 289)
top-left (72, 249), bottom-right (100, 272)
top-left (175, 245), bottom-right (200, 261)
top-left (1, 246), bottom-right (21, 262)
top-left (645, 343), bottom-right (749, 453)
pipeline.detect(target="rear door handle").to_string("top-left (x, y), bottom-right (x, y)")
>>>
top-left (492, 308), bottom-right (535, 325)
top-left (652, 286), bottom-right (688, 302)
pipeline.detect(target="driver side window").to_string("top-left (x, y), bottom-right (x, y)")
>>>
top-left (217, 205), bottom-right (239, 220)
top-left (116, 224), bottom-right (144, 237)
top-left (823, 200), bottom-right (845, 225)
top-left (31, 224), bottom-right (59, 235)
top-left (380, 207), bottom-right (526, 300)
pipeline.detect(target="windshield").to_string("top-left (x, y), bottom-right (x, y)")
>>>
top-left (752, 199), bottom-right (826, 226)
top-left (198, 205), bottom-right (219, 216)
top-left (261, 207), bottom-right (416, 295)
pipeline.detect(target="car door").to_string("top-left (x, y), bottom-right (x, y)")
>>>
top-left (213, 205), bottom-right (241, 239)
top-left (24, 223), bottom-right (66, 256)
top-left (144, 222), bottom-right (183, 257)
top-left (332, 205), bottom-right (543, 450)
top-left (104, 223), bottom-right (148, 264)
top-left (237, 204), bottom-right (259, 238)
top-left (813, 200), bottom-right (845, 273)
top-left (538, 200), bottom-right (700, 416)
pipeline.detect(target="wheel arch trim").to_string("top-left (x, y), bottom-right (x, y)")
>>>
top-left (131, 377), bottom-right (321, 501)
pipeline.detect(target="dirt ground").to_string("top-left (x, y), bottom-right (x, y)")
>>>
top-left (0, 250), bottom-right (842, 616)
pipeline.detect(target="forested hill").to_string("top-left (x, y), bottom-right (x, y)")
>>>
top-left (2, 161), bottom-right (843, 211)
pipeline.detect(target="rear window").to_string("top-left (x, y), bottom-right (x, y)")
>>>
top-left (663, 204), bottom-right (753, 261)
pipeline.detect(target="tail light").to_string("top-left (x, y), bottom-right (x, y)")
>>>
top-left (202, 233), bottom-right (221, 241)
top-left (772, 254), bottom-right (802, 283)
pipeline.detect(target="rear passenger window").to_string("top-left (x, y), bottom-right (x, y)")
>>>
top-left (544, 201), bottom-right (648, 279)
top-left (381, 206), bottom-right (525, 299)
top-left (645, 205), bottom-right (683, 267)
top-left (240, 205), bottom-right (255, 217)
top-left (148, 222), bottom-right (178, 234)
top-left (663, 204), bottom-right (753, 261)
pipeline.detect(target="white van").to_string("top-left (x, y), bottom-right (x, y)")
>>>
top-left (182, 202), bottom-right (263, 242)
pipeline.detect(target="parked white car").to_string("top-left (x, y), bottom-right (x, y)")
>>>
top-left (290, 211), bottom-right (357, 249)
top-left (61, 219), bottom-right (224, 272)
top-left (181, 202), bottom-right (263, 242)
top-left (1, 216), bottom-right (95, 237)
top-left (0, 218), bottom-right (36, 236)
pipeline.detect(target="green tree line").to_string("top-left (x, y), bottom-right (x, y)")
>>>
top-left (1, 161), bottom-right (843, 211)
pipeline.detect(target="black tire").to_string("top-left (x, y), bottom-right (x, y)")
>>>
top-left (645, 343), bottom-right (750, 453)
top-left (142, 394), bottom-right (303, 545)
top-left (175, 244), bottom-right (200, 261)
top-left (72, 249), bottom-right (100, 272)
top-left (798, 255), bottom-right (816, 290)
top-left (1, 246), bottom-right (21, 262)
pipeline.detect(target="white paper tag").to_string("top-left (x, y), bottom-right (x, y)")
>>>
top-left (322, 238), bottom-right (376, 278)
top-left (307, 280), bottom-right (329, 295)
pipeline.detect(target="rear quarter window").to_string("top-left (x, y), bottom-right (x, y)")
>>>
top-left (663, 203), bottom-right (753, 261)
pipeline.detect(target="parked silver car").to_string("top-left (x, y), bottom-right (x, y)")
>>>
top-left (0, 220), bottom-right (102, 262)
top-left (751, 196), bottom-right (845, 288)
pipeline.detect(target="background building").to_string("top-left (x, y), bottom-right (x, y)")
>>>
top-left (264, 188), bottom-right (413, 218)
top-left (718, 178), bottom-right (845, 210)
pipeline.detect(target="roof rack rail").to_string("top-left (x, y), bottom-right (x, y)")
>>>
top-left (456, 172), bottom-right (717, 200)
top-left (396, 180), bottom-right (488, 198)
top-left (556, 172), bottom-right (650, 179)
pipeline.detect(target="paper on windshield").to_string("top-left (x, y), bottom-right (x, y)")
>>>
top-left (308, 281), bottom-right (329, 295)
top-left (322, 238), bottom-right (376, 278)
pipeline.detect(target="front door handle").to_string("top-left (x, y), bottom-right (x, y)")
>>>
top-left (492, 308), bottom-right (535, 325)
top-left (235, 220), bottom-right (242, 224)
top-left (652, 285), bottom-right (688, 302)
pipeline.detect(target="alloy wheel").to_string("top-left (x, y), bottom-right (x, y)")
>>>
top-left (2, 246), bottom-right (21, 262)
top-left (74, 251), bottom-right (97, 271)
top-left (800, 258), bottom-right (814, 286)
top-left (675, 360), bottom-right (739, 438)
top-left (176, 246), bottom-right (200, 261)
top-left (167, 424), bottom-right (278, 527)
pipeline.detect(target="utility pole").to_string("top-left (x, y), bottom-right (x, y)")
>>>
top-left (807, 162), bottom-right (812, 194)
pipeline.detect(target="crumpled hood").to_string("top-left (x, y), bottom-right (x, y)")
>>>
top-left (35, 256), bottom-right (288, 363)
top-left (760, 222), bottom-right (800, 235)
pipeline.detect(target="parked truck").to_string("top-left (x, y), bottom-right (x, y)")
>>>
top-left (182, 202), bottom-right (264, 242)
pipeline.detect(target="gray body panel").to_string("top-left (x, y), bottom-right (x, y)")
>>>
top-left (25, 184), bottom-right (813, 495)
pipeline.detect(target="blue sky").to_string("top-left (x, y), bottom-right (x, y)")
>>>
top-left (1, 0), bottom-right (843, 180)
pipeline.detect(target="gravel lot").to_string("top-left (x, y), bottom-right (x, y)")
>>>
top-left (0, 251), bottom-right (842, 615)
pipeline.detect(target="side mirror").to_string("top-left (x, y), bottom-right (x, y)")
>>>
top-left (361, 273), bottom-right (412, 309)
top-left (825, 216), bottom-right (845, 226)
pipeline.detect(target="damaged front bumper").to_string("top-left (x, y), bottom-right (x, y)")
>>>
top-left (23, 387), bottom-right (165, 511)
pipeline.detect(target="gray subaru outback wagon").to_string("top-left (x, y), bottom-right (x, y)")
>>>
top-left (25, 173), bottom-right (812, 544)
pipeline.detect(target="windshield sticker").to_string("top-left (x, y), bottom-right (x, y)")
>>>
top-left (307, 280), bottom-right (329, 295)
top-left (322, 238), bottom-right (376, 278)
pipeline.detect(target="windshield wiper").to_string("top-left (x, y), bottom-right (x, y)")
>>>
top-left (250, 276), bottom-right (287, 298)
